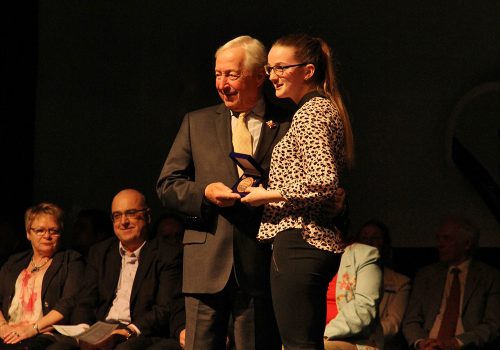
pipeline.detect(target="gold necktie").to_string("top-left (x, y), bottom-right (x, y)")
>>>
top-left (232, 112), bottom-right (253, 177)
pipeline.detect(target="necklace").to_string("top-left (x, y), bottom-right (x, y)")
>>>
top-left (30, 257), bottom-right (50, 273)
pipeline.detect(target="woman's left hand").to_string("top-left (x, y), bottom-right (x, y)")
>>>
top-left (2, 322), bottom-right (37, 344)
top-left (241, 186), bottom-right (283, 207)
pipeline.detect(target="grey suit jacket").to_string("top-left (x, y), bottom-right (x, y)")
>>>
top-left (402, 259), bottom-right (500, 348)
top-left (157, 101), bottom-right (292, 297)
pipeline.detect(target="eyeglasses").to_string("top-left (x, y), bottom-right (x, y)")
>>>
top-left (111, 208), bottom-right (149, 222)
top-left (264, 63), bottom-right (309, 76)
top-left (30, 227), bottom-right (61, 236)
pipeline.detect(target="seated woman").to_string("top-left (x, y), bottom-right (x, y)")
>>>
top-left (0, 203), bottom-right (84, 350)
top-left (356, 219), bottom-right (411, 350)
top-left (324, 242), bottom-right (383, 350)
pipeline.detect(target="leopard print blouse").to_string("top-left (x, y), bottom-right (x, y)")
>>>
top-left (257, 94), bottom-right (346, 252)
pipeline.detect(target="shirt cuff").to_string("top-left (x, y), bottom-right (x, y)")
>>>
top-left (128, 323), bottom-right (141, 336)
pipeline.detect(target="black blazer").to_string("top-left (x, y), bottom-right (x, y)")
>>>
top-left (157, 100), bottom-right (293, 297)
top-left (0, 249), bottom-right (85, 323)
top-left (71, 236), bottom-right (184, 339)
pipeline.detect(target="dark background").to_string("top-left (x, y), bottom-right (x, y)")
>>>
top-left (2, 1), bottom-right (499, 251)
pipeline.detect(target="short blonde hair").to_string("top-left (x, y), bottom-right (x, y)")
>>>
top-left (25, 202), bottom-right (64, 232)
top-left (215, 35), bottom-right (267, 71)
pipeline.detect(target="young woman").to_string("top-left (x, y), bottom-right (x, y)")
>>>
top-left (242, 33), bottom-right (354, 349)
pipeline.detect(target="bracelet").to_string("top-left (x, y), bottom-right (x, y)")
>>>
top-left (124, 326), bottom-right (137, 339)
top-left (33, 323), bottom-right (40, 334)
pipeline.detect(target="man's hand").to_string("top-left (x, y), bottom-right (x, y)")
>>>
top-left (179, 329), bottom-right (186, 348)
top-left (204, 182), bottom-right (241, 207)
top-left (417, 338), bottom-right (440, 350)
top-left (436, 338), bottom-right (460, 350)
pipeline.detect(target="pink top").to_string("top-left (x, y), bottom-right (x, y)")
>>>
top-left (8, 268), bottom-right (45, 324)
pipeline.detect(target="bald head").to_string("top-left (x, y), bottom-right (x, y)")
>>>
top-left (111, 188), bottom-right (150, 251)
top-left (112, 189), bottom-right (147, 209)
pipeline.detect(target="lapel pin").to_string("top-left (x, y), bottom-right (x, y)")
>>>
top-left (266, 120), bottom-right (277, 129)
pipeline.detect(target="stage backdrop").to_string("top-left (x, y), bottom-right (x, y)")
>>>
top-left (33, 0), bottom-right (500, 247)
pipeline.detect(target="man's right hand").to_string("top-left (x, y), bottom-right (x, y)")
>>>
top-left (417, 338), bottom-right (440, 350)
top-left (204, 182), bottom-right (241, 207)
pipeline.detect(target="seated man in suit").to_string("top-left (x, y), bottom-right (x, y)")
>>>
top-left (402, 215), bottom-right (500, 350)
top-left (50, 188), bottom-right (185, 350)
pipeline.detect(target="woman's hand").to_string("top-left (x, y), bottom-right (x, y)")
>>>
top-left (241, 186), bottom-right (284, 207)
top-left (0, 323), bottom-right (14, 340)
top-left (2, 322), bottom-right (37, 344)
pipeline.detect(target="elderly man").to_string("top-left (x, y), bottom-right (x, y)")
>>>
top-left (49, 189), bottom-right (185, 350)
top-left (402, 215), bottom-right (500, 350)
top-left (156, 36), bottom-right (293, 349)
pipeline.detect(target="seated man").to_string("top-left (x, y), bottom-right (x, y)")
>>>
top-left (50, 188), bottom-right (185, 350)
top-left (402, 215), bottom-right (500, 350)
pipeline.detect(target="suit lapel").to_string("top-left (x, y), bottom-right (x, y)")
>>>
top-left (215, 105), bottom-right (238, 178)
top-left (254, 121), bottom-right (280, 164)
top-left (107, 245), bottom-right (122, 303)
top-left (254, 106), bottom-right (282, 163)
top-left (8, 253), bottom-right (32, 296)
top-left (429, 265), bottom-right (449, 319)
top-left (462, 261), bottom-right (480, 313)
top-left (41, 252), bottom-right (61, 298)
top-left (130, 241), bottom-right (153, 305)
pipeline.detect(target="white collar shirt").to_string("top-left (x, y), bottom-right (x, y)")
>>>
top-left (105, 241), bottom-right (146, 325)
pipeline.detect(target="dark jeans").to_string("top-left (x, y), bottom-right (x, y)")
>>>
top-left (271, 229), bottom-right (341, 350)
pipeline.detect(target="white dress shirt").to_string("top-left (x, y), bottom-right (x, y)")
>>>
top-left (106, 241), bottom-right (146, 331)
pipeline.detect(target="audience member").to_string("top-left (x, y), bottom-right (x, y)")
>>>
top-left (0, 203), bottom-right (84, 350)
top-left (402, 214), bottom-right (500, 350)
top-left (151, 212), bottom-right (184, 244)
top-left (324, 242), bottom-right (383, 350)
top-left (71, 208), bottom-right (114, 257)
top-left (49, 189), bottom-right (185, 350)
top-left (357, 219), bottom-right (411, 350)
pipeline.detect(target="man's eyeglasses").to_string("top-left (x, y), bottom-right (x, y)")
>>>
top-left (30, 227), bottom-right (61, 236)
top-left (264, 63), bottom-right (309, 76)
top-left (111, 208), bottom-right (149, 222)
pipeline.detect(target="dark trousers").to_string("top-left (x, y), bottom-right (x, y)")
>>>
top-left (185, 272), bottom-right (280, 350)
top-left (46, 334), bottom-right (177, 350)
top-left (0, 334), bottom-right (54, 350)
top-left (271, 229), bottom-right (341, 350)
